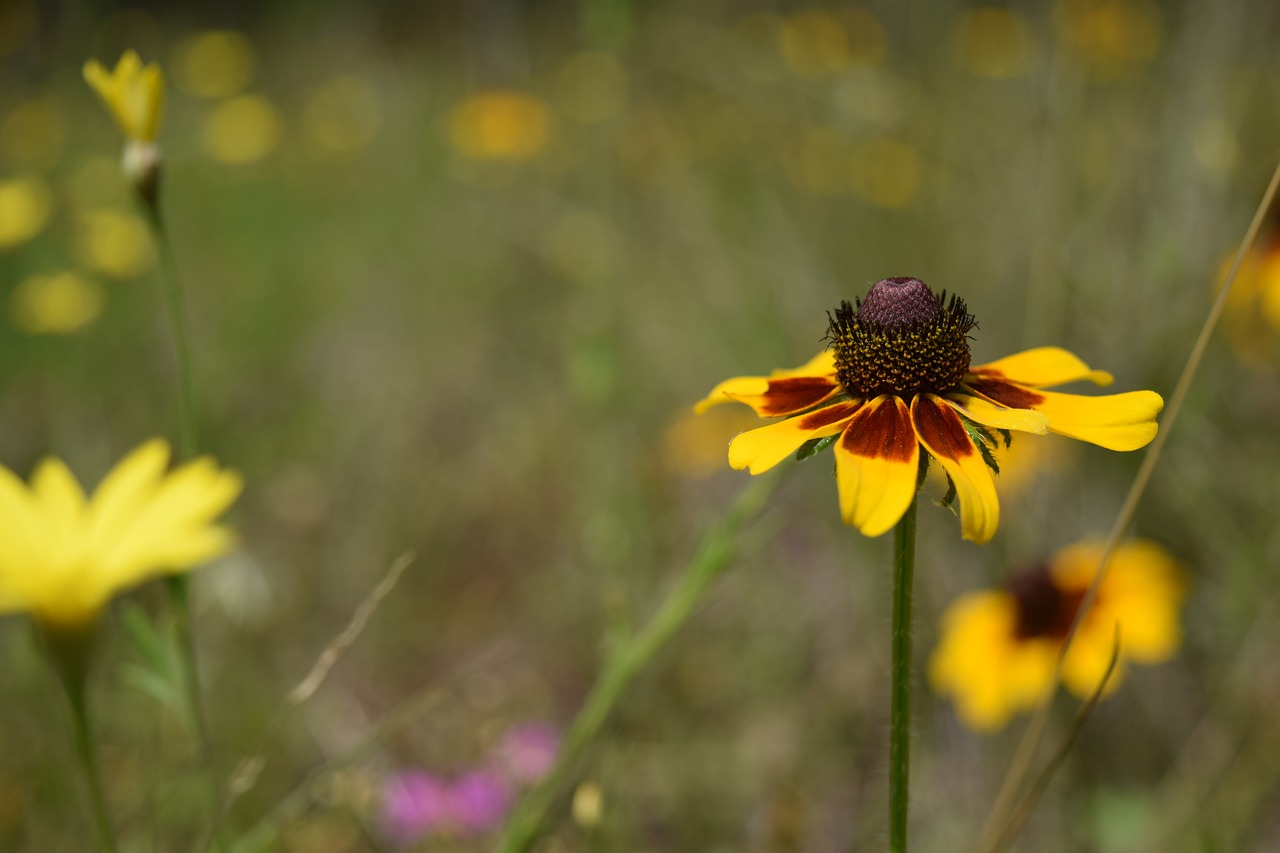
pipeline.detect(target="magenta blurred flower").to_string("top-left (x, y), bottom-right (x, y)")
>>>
top-left (495, 723), bottom-right (560, 785)
top-left (382, 769), bottom-right (509, 844)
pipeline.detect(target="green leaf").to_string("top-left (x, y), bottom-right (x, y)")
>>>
top-left (794, 433), bottom-right (838, 462)
top-left (121, 603), bottom-right (172, 674)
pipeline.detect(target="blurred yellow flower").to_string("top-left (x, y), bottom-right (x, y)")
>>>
top-left (1219, 238), bottom-right (1280, 364)
top-left (0, 439), bottom-right (242, 630)
top-left (83, 50), bottom-right (165, 144)
top-left (1, 96), bottom-right (70, 169)
top-left (9, 272), bottom-right (104, 334)
top-left (663, 405), bottom-right (764, 479)
top-left (76, 209), bottom-right (154, 279)
top-left (778, 7), bottom-right (885, 78)
top-left (1055, 0), bottom-right (1162, 80)
top-left (0, 176), bottom-right (53, 249)
top-left (450, 91), bottom-right (551, 162)
top-left (173, 30), bottom-right (255, 99)
top-left (929, 539), bottom-right (1185, 731)
top-left (952, 8), bottom-right (1038, 79)
top-left (302, 75), bottom-right (382, 155)
top-left (202, 94), bottom-right (282, 164)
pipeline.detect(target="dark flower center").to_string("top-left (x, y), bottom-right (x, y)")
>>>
top-left (826, 277), bottom-right (976, 398)
top-left (1006, 567), bottom-right (1085, 640)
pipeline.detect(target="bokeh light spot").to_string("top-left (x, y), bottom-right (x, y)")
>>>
top-left (0, 176), bottom-right (53, 249)
top-left (10, 271), bottom-right (105, 334)
top-left (450, 90), bottom-right (551, 162)
top-left (953, 8), bottom-right (1038, 79)
top-left (202, 94), bottom-right (283, 164)
top-left (174, 30), bottom-right (256, 99)
top-left (77, 209), bottom-right (154, 279)
top-left (779, 7), bottom-right (885, 78)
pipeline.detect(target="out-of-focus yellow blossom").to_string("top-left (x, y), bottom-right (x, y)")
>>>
top-left (1, 97), bottom-right (70, 169)
top-left (9, 272), bottom-right (104, 334)
top-left (571, 781), bottom-right (604, 827)
top-left (0, 439), bottom-right (242, 631)
top-left (302, 75), bottom-right (381, 155)
top-left (778, 7), bottom-right (886, 78)
top-left (1054, 0), bottom-right (1162, 80)
top-left (953, 8), bottom-right (1038, 79)
top-left (0, 176), bottom-right (53, 249)
top-left (450, 90), bottom-right (551, 162)
top-left (554, 52), bottom-right (628, 124)
top-left (173, 30), bottom-right (255, 99)
top-left (782, 127), bottom-right (847, 196)
top-left (202, 94), bottom-right (282, 164)
top-left (929, 539), bottom-right (1185, 731)
top-left (990, 432), bottom-right (1070, 501)
top-left (850, 136), bottom-right (920, 209)
top-left (1219, 238), bottom-right (1280, 365)
top-left (76, 209), bottom-right (154, 279)
top-left (83, 50), bottom-right (165, 143)
top-left (663, 405), bottom-right (764, 479)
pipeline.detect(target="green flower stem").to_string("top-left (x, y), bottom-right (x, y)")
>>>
top-left (497, 474), bottom-right (780, 853)
top-left (61, 662), bottom-right (119, 853)
top-left (140, 201), bottom-right (199, 460)
top-left (889, 496), bottom-right (918, 853)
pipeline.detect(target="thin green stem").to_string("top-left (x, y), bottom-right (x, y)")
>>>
top-left (497, 474), bottom-right (780, 853)
top-left (140, 201), bottom-right (199, 460)
top-left (889, 496), bottom-right (917, 853)
top-left (62, 671), bottom-right (120, 853)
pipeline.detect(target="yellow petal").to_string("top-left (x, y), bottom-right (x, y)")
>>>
top-left (1061, 620), bottom-right (1128, 699)
top-left (694, 376), bottom-right (770, 414)
top-left (86, 439), bottom-right (170, 549)
top-left (833, 395), bottom-right (920, 537)
top-left (1029, 389), bottom-right (1163, 451)
top-left (972, 346), bottom-right (1113, 388)
top-left (912, 393), bottom-right (1000, 543)
top-left (728, 401), bottom-right (860, 474)
top-left (944, 393), bottom-right (1048, 435)
top-left (693, 349), bottom-right (836, 413)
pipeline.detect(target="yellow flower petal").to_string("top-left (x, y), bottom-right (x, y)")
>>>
top-left (1027, 389), bottom-right (1163, 451)
top-left (833, 395), bottom-right (919, 537)
top-left (0, 440), bottom-right (241, 629)
top-left (912, 393), bottom-right (1000, 544)
top-left (693, 349), bottom-right (837, 413)
top-left (944, 393), bottom-right (1048, 435)
top-left (972, 346), bottom-right (1113, 388)
top-left (83, 50), bottom-right (165, 143)
top-left (728, 401), bottom-right (860, 475)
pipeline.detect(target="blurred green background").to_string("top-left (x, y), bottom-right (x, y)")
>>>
top-left (4, 0), bottom-right (1280, 850)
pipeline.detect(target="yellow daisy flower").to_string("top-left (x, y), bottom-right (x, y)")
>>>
top-left (83, 50), bottom-right (165, 144)
top-left (696, 278), bottom-right (1163, 543)
top-left (83, 50), bottom-right (165, 200)
top-left (928, 539), bottom-right (1186, 731)
top-left (0, 439), bottom-right (242, 631)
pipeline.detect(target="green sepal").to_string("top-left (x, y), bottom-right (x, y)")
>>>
top-left (940, 474), bottom-right (957, 509)
top-left (795, 433), bottom-right (839, 462)
top-left (961, 418), bottom-right (1001, 475)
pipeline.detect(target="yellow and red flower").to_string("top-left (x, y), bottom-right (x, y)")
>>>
top-left (696, 278), bottom-right (1163, 542)
top-left (928, 539), bottom-right (1186, 731)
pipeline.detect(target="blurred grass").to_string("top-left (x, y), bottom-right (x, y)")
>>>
top-left (4, 0), bottom-right (1280, 850)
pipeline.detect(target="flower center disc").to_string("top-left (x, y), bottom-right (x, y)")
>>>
top-left (827, 277), bottom-right (976, 398)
